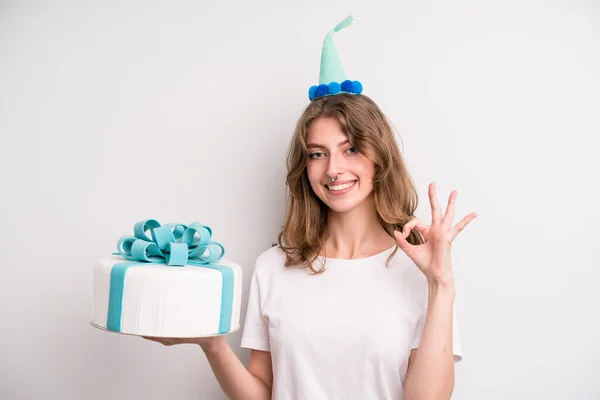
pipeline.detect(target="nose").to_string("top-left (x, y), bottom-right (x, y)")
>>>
top-left (325, 152), bottom-right (346, 180)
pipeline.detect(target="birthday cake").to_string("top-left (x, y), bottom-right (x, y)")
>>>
top-left (91, 219), bottom-right (242, 338)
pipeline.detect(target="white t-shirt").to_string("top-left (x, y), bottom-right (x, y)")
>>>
top-left (240, 245), bottom-right (462, 400)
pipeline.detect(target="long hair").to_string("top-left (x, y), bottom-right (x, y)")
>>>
top-left (277, 93), bottom-right (424, 273)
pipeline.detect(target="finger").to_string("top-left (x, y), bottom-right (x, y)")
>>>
top-left (448, 213), bottom-right (478, 241)
top-left (143, 336), bottom-right (167, 345)
top-left (402, 218), bottom-right (421, 234)
top-left (429, 182), bottom-right (442, 224)
top-left (394, 230), bottom-right (412, 250)
top-left (442, 190), bottom-right (458, 227)
top-left (402, 218), bottom-right (430, 240)
top-left (143, 336), bottom-right (176, 346)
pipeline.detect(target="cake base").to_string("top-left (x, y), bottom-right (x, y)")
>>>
top-left (89, 321), bottom-right (240, 338)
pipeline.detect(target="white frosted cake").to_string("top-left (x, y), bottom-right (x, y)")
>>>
top-left (90, 219), bottom-right (242, 338)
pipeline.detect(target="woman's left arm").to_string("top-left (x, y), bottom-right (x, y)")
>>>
top-left (394, 182), bottom-right (477, 400)
top-left (403, 281), bottom-right (456, 400)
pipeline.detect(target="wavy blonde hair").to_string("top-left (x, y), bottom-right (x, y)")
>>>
top-left (277, 93), bottom-right (423, 273)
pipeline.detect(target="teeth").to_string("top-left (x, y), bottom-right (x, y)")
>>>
top-left (328, 182), bottom-right (354, 191)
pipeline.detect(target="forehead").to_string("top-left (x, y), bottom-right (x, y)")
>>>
top-left (307, 117), bottom-right (348, 146)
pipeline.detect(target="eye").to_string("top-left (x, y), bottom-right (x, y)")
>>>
top-left (308, 152), bottom-right (325, 160)
top-left (347, 147), bottom-right (358, 154)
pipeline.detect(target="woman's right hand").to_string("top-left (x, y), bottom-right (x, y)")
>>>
top-left (142, 335), bottom-right (222, 351)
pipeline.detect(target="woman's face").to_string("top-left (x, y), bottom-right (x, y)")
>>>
top-left (305, 117), bottom-right (375, 214)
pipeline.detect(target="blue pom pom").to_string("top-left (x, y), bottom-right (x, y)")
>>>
top-left (353, 81), bottom-right (363, 94)
top-left (328, 82), bottom-right (341, 95)
top-left (341, 80), bottom-right (354, 93)
top-left (315, 84), bottom-right (329, 98)
top-left (309, 86), bottom-right (318, 100)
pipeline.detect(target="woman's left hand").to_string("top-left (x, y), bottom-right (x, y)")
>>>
top-left (394, 182), bottom-right (477, 285)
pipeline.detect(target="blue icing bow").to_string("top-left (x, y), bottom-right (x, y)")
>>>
top-left (106, 219), bottom-right (234, 334)
top-left (114, 219), bottom-right (224, 266)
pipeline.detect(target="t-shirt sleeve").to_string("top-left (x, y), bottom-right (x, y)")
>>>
top-left (411, 302), bottom-right (463, 363)
top-left (240, 262), bottom-right (270, 352)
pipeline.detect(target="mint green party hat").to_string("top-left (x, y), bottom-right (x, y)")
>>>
top-left (308, 14), bottom-right (363, 100)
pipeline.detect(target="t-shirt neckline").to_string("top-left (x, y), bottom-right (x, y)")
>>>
top-left (315, 245), bottom-right (397, 266)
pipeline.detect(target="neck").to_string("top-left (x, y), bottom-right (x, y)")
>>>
top-left (323, 194), bottom-right (395, 259)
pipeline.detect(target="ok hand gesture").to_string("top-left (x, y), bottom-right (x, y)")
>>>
top-left (393, 182), bottom-right (477, 285)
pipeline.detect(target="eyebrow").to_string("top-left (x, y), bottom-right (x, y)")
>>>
top-left (306, 140), bottom-right (350, 149)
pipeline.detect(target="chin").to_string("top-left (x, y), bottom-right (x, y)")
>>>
top-left (325, 204), bottom-right (354, 213)
top-left (322, 195), bottom-right (368, 214)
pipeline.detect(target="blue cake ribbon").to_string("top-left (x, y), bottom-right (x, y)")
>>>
top-left (106, 219), bottom-right (234, 335)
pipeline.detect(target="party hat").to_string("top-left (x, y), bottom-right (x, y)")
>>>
top-left (308, 14), bottom-right (363, 101)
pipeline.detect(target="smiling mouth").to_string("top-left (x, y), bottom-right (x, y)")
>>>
top-left (325, 181), bottom-right (356, 191)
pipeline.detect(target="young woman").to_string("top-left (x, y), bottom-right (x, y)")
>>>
top-left (146, 92), bottom-right (477, 400)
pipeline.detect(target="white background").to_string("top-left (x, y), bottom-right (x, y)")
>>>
top-left (1, 0), bottom-right (599, 399)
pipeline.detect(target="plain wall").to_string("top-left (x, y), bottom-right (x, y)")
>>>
top-left (1, 0), bottom-right (599, 399)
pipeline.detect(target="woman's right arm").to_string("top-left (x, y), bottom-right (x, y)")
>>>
top-left (145, 335), bottom-right (272, 400)
top-left (200, 336), bottom-right (272, 400)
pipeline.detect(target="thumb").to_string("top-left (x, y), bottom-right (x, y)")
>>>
top-left (393, 230), bottom-right (410, 250)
